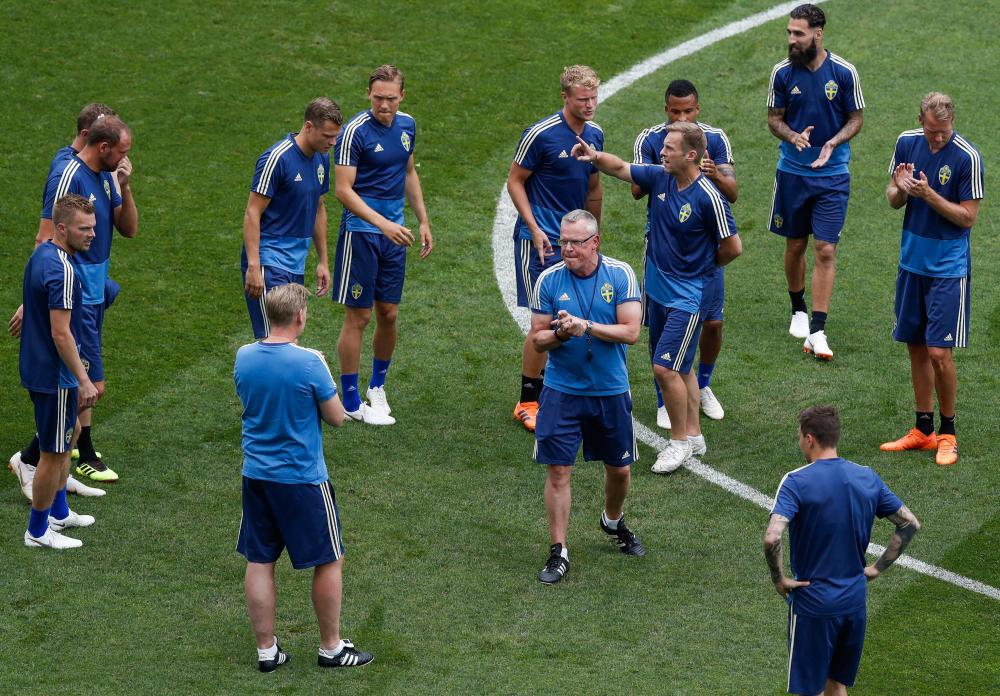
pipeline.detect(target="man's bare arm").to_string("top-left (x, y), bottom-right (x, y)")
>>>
top-left (866, 506), bottom-right (921, 579)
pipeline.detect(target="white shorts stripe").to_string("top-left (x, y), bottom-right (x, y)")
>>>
top-left (320, 482), bottom-right (343, 560)
top-left (337, 231), bottom-right (354, 303)
top-left (675, 311), bottom-right (701, 368)
top-left (520, 239), bottom-right (534, 307)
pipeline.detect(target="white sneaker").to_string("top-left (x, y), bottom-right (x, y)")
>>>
top-left (789, 311), bottom-right (809, 339)
top-left (345, 403), bottom-right (396, 426)
top-left (699, 387), bottom-right (725, 420)
top-left (656, 406), bottom-right (671, 430)
top-left (24, 528), bottom-right (83, 549)
top-left (651, 439), bottom-right (691, 474)
top-left (49, 509), bottom-right (96, 531)
top-left (365, 386), bottom-right (392, 415)
top-left (688, 434), bottom-right (707, 458)
top-left (803, 330), bottom-right (833, 360)
top-left (8, 451), bottom-right (34, 500)
top-left (66, 475), bottom-right (106, 497)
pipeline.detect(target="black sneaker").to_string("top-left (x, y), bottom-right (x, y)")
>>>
top-left (258, 642), bottom-right (289, 673)
top-left (317, 639), bottom-right (374, 668)
top-left (538, 543), bottom-right (569, 584)
top-left (601, 515), bottom-right (646, 556)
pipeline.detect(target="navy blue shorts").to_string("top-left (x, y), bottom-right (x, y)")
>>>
top-left (514, 238), bottom-right (562, 308)
top-left (787, 606), bottom-right (866, 695)
top-left (237, 477), bottom-right (345, 569)
top-left (534, 389), bottom-right (636, 467)
top-left (893, 268), bottom-right (970, 348)
top-left (77, 303), bottom-right (106, 382)
top-left (647, 300), bottom-right (702, 374)
top-left (769, 170), bottom-right (850, 244)
top-left (700, 267), bottom-right (725, 323)
top-left (241, 252), bottom-right (304, 339)
top-left (30, 388), bottom-right (78, 454)
top-left (334, 229), bottom-right (407, 308)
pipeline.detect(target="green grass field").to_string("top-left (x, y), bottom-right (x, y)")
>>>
top-left (1, 0), bottom-right (997, 693)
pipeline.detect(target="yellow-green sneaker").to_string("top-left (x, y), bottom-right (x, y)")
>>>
top-left (75, 458), bottom-right (118, 482)
top-left (71, 449), bottom-right (103, 461)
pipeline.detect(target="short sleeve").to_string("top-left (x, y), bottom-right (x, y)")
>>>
top-left (771, 474), bottom-right (799, 521)
top-left (531, 272), bottom-right (554, 314)
top-left (251, 149), bottom-right (282, 197)
top-left (41, 168), bottom-right (80, 220)
top-left (709, 131), bottom-right (734, 165)
top-left (767, 65), bottom-right (786, 109)
top-left (701, 188), bottom-right (737, 241)
top-left (630, 164), bottom-right (656, 193)
top-left (614, 263), bottom-right (640, 304)
top-left (840, 63), bottom-right (865, 112)
top-left (632, 130), bottom-right (650, 165)
top-left (589, 128), bottom-right (605, 176)
top-left (107, 174), bottom-right (122, 209)
top-left (957, 146), bottom-right (985, 202)
top-left (45, 256), bottom-right (74, 310)
top-left (320, 154), bottom-right (331, 196)
top-left (875, 478), bottom-right (904, 518)
top-left (513, 126), bottom-right (542, 170)
top-left (888, 135), bottom-right (905, 177)
top-left (310, 352), bottom-right (337, 403)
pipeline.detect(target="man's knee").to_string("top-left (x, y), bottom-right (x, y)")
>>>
top-left (786, 237), bottom-right (808, 256)
top-left (701, 320), bottom-right (723, 341)
top-left (813, 241), bottom-right (837, 266)
top-left (374, 302), bottom-right (398, 325)
top-left (605, 464), bottom-right (630, 482)
top-left (343, 307), bottom-right (372, 330)
top-left (546, 465), bottom-right (572, 489)
top-left (927, 346), bottom-right (953, 368)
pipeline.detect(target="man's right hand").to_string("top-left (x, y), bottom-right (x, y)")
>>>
top-left (78, 379), bottom-right (100, 409)
top-left (8, 304), bottom-right (24, 338)
top-left (792, 125), bottom-right (814, 152)
top-left (530, 229), bottom-right (553, 265)
top-left (773, 576), bottom-right (810, 599)
top-left (245, 263), bottom-right (264, 298)
top-left (381, 222), bottom-right (415, 247)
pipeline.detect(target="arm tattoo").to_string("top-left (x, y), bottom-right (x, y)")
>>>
top-left (874, 505), bottom-right (920, 572)
top-left (763, 514), bottom-right (789, 583)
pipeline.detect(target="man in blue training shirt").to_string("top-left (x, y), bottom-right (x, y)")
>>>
top-left (880, 93), bottom-right (983, 467)
top-left (20, 194), bottom-right (102, 550)
top-left (242, 97), bottom-right (343, 338)
top-left (633, 79), bottom-right (738, 427)
top-left (767, 3), bottom-right (864, 361)
top-left (9, 103), bottom-right (117, 499)
top-left (574, 122), bottom-right (741, 474)
top-left (234, 283), bottom-right (373, 673)
top-left (509, 65), bottom-right (604, 433)
top-left (529, 210), bottom-right (644, 585)
top-left (765, 406), bottom-right (920, 695)
top-left (333, 65), bottom-right (433, 426)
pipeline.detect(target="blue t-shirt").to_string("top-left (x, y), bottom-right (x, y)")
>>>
top-left (630, 165), bottom-right (737, 312)
top-left (234, 342), bottom-right (338, 485)
top-left (41, 154), bottom-right (122, 305)
top-left (767, 51), bottom-right (864, 177)
top-left (531, 255), bottom-right (640, 396)
top-left (890, 129), bottom-right (984, 278)
top-left (20, 242), bottom-right (83, 393)
top-left (335, 110), bottom-right (415, 234)
top-left (512, 111), bottom-right (604, 243)
top-left (250, 133), bottom-right (331, 274)
top-left (771, 457), bottom-right (903, 617)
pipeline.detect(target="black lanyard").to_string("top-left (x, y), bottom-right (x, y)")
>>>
top-left (568, 256), bottom-right (601, 362)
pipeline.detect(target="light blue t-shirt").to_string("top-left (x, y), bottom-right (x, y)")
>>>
top-left (234, 341), bottom-right (338, 485)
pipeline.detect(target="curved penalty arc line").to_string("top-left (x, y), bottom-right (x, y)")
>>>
top-left (489, 0), bottom-right (999, 602)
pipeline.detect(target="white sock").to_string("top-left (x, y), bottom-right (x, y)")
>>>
top-left (560, 546), bottom-right (569, 561)
top-left (601, 510), bottom-right (622, 529)
top-left (671, 438), bottom-right (688, 447)
top-left (257, 638), bottom-right (278, 660)
top-left (689, 434), bottom-right (705, 447)
top-left (320, 639), bottom-right (346, 657)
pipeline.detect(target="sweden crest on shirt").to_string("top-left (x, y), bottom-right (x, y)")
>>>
top-left (824, 80), bottom-right (838, 100)
top-left (939, 165), bottom-right (951, 185)
top-left (400, 132), bottom-right (411, 152)
top-left (679, 203), bottom-right (692, 223)
top-left (601, 282), bottom-right (614, 303)
top-left (317, 163), bottom-right (325, 185)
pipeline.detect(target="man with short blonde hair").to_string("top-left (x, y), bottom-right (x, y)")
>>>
top-left (560, 64), bottom-right (600, 92)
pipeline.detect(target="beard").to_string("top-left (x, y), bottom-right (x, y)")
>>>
top-left (788, 38), bottom-right (818, 67)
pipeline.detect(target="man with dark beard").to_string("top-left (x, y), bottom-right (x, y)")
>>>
top-left (766, 4), bottom-right (863, 362)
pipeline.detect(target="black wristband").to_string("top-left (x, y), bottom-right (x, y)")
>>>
top-left (554, 327), bottom-right (569, 342)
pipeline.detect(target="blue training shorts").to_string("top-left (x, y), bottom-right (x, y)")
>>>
top-left (77, 303), bottom-right (106, 383)
top-left (893, 268), bottom-right (970, 348)
top-left (787, 605), bottom-right (866, 695)
top-left (514, 238), bottom-right (562, 309)
top-left (647, 300), bottom-right (702, 374)
top-left (237, 477), bottom-right (345, 569)
top-left (534, 388), bottom-right (636, 467)
top-left (240, 256), bottom-right (304, 340)
top-left (333, 229), bottom-right (407, 308)
top-left (769, 170), bottom-right (850, 244)
top-left (30, 388), bottom-right (78, 454)
top-left (700, 267), bottom-right (725, 323)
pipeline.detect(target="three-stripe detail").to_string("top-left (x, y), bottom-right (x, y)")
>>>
top-left (319, 481), bottom-right (343, 560)
top-left (829, 53), bottom-right (865, 109)
top-left (255, 138), bottom-right (293, 196)
top-left (337, 113), bottom-right (373, 167)
top-left (696, 178), bottom-right (734, 238)
top-left (515, 115), bottom-right (560, 165)
top-left (54, 159), bottom-right (81, 203)
top-left (336, 231), bottom-right (355, 303)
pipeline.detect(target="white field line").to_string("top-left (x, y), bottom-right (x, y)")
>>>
top-left (490, 1), bottom-right (999, 602)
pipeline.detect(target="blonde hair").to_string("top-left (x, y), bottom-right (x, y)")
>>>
top-left (560, 65), bottom-right (600, 93)
top-left (53, 193), bottom-right (95, 228)
top-left (666, 121), bottom-right (707, 161)
top-left (265, 283), bottom-right (310, 326)
top-left (920, 92), bottom-right (955, 121)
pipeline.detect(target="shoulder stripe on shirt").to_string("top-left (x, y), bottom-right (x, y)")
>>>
top-left (602, 257), bottom-right (639, 299)
top-left (514, 115), bottom-right (560, 165)
top-left (57, 248), bottom-right (74, 308)
top-left (888, 129), bottom-right (924, 174)
top-left (531, 259), bottom-right (566, 310)
top-left (54, 159), bottom-right (81, 203)
top-left (770, 462), bottom-right (815, 513)
top-left (697, 178), bottom-right (733, 238)
top-left (290, 343), bottom-right (336, 383)
top-left (255, 138), bottom-right (294, 196)
top-left (586, 121), bottom-right (604, 133)
top-left (766, 59), bottom-right (790, 108)
top-left (337, 113), bottom-right (372, 167)
top-left (830, 53), bottom-right (865, 109)
top-left (698, 122), bottom-right (734, 164)
top-left (634, 123), bottom-right (667, 164)
top-left (953, 135), bottom-right (984, 199)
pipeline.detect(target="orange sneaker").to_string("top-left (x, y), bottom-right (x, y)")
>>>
top-left (880, 428), bottom-right (937, 452)
top-left (935, 434), bottom-right (958, 466)
top-left (513, 401), bottom-right (539, 432)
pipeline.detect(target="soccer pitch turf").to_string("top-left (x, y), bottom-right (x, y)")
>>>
top-left (1, 0), bottom-right (997, 693)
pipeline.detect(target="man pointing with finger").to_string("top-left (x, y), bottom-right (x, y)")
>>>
top-left (333, 65), bottom-right (433, 426)
top-left (508, 65), bottom-right (604, 432)
top-left (767, 4), bottom-right (864, 361)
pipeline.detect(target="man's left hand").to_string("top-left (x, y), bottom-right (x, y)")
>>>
top-left (418, 221), bottom-right (433, 259)
top-left (116, 156), bottom-right (133, 188)
top-left (315, 263), bottom-right (330, 297)
top-left (811, 142), bottom-right (834, 169)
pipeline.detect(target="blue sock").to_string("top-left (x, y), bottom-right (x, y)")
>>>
top-left (51, 488), bottom-right (70, 519)
top-left (340, 373), bottom-right (361, 411)
top-left (28, 506), bottom-right (51, 538)
top-left (654, 379), bottom-right (663, 408)
top-left (369, 358), bottom-right (391, 389)
top-left (697, 362), bottom-right (716, 390)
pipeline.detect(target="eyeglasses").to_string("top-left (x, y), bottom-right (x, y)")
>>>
top-left (557, 233), bottom-right (597, 247)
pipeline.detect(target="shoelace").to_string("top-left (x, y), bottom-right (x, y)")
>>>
top-left (544, 554), bottom-right (565, 572)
